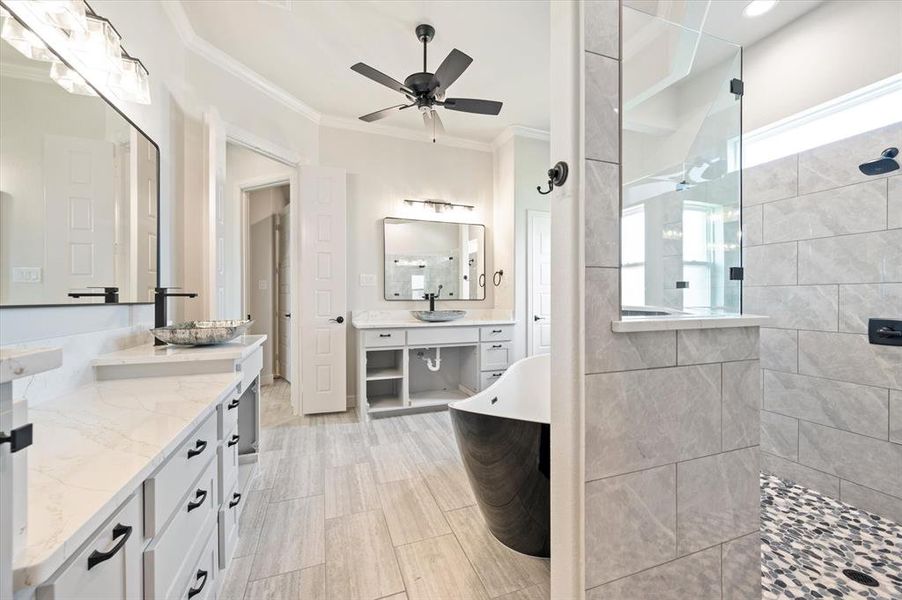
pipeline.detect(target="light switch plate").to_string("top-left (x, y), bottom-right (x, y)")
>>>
top-left (258, 280), bottom-right (268, 290)
top-left (12, 267), bottom-right (41, 283)
top-left (359, 274), bottom-right (377, 287)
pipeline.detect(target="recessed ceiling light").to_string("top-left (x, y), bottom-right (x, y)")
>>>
top-left (743, 0), bottom-right (778, 18)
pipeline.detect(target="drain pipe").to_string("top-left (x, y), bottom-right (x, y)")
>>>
top-left (418, 348), bottom-right (442, 372)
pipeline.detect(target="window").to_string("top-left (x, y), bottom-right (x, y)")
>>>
top-left (621, 204), bottom-right (645, 307)
top-left (682, 202), bottom-right (720, 311)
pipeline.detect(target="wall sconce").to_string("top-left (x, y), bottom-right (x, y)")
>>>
top-left (404, 199), bottom-right (475, 213)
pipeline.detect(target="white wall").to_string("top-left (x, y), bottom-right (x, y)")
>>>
top-left (743, 0), bottom-right (902, 132)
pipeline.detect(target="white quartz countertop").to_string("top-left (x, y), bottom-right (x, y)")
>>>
top-left (0, 347), bottom-right (62, 383)
top-left (612, 314), bottom-right (770, 332)
top-left (91, 334), bottom-right (266, 366)
top-left (14, 372), bottom-right (241, 589)
top-left (352, 310), bottom-right (515, 329)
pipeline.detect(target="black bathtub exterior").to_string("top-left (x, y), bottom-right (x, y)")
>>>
top-left (449, 407), bottom-right (550, 558)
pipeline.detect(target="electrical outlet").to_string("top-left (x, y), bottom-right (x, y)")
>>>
top-left (359, 274), bottom-right (377, 287)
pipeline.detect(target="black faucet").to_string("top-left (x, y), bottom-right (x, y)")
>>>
top-left (68, 286), bottom-right (119, 303)
top-left (423, 285), bottom-right (443, 311)
top-left (154, 286), bottom-right (198, 346)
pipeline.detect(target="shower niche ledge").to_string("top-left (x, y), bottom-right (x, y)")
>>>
top-left (612, 313), bottom-right (769, 333)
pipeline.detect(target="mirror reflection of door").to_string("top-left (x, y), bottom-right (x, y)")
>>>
top-left (528, 210), bottom-right (551, 355)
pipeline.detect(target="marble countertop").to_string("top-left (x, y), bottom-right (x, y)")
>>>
top-left (91, 335), bottom-right (266, 366)
top-left (0, 347), bottom-right (62, 384)
top-left (612, 314), bottom-right (770, 332)
top-left (352, 310), bottom-right (515, 329)
top-left (14, 372), bottom-right (241, 589)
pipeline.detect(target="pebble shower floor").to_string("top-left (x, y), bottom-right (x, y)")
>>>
top-left (761, 474), bottom-right (902, 599)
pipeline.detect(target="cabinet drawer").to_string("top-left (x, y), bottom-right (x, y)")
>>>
top-left (480, 370), bottom-right (506, 391)
top-left (217, 427), bottom-right (239, 506)
top-left (480, 325), bottom-right (513, 342)
top-left (36, 493), bottom-right (143, 600)
top-left (179, 528), bottom-right (218, 600)
top-left (217, 392), bottom-right (240, 440)
top-left (144, 458), bottom-right (217, 600)
top-left (481, 341), bottom-right (513, 371)
top-left (364, 329), bottom-right (405, 347)
top-left (408, 327), bottom-right (478, 346)
top-left (239, 348), bottom-right (263, 392)
top-left (218, 481), bottom-right (243, 569)
top-left (144, 411), bottom-right (217, 537)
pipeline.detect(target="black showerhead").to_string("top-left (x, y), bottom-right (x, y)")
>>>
top-left (858, 147), bottom-right (899, 176)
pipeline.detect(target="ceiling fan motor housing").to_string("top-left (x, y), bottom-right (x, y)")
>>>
top-left (415, 24), bottom-right (435, 43)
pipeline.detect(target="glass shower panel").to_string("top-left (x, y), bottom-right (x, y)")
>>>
top-left (620, 6), bottom-right (742, 316)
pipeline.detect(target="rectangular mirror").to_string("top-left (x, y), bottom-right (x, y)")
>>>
top-left (0, 17), bottom-right (159, 307)
top-left (621, 6), bottom-right (742, 316)
top-left (383, 217), bottom-right (486, 301)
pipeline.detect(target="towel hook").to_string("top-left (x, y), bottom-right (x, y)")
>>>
top-left (537, 161), bottom-right (569, 195)
top-left (493, 270), bottom-right (504, 286)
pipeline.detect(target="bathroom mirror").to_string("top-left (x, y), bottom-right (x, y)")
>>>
top-left (0, 20), bottom-right (159, 307)
top-left (620, 6), bottom-right (742, 316)
top-left (383, 217), bottom-right (486, 301)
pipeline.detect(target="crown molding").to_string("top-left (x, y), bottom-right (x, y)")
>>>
top-left (491, 125), bottom-right (551, 150)
top-left (319, 114), bottom-right (494, 153)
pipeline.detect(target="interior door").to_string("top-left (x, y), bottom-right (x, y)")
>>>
top-left (300, 166), bottom-right (347, 414)
top-left (277, 206), bottom-right (292, 383)
top-left (528, 210), bottom-right (551, 355)
top-left (204, 110), bottom-right (227, 318)
top-left (43, 135), bottom-right (115, 301)
top-left (132, 132), bottom-right (158, 302)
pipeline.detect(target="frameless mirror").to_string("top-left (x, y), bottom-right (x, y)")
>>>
top-left (0, 19), bottom-right (159, 307)
top-left (621, 6), bottom-right (742, 316)
top-left (383, 217), bottom-right (486, 301)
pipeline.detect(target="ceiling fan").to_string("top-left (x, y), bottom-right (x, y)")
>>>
top-left (351, 24), bottom-right (503, 142)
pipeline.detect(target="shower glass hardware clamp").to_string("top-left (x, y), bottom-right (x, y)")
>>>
top-left (868, 318), bottom-right (902, 346)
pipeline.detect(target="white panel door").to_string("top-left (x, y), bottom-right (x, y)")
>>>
top-left (44, 135), bottom-right (115, 301)
top-left (132, 132), bottom-right (158, 302)
top-left (528, 211), bottom-right (551, 355)
top-left (300, 167), bottom-right (347, 414)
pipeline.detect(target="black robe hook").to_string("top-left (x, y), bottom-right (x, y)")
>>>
top-left (537, 161), bottom-right (569, 195)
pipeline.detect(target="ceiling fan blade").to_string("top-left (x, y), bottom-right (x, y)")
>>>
top-left (359, 104), bottom-right (409, 122)
top-left (431, 49), bottom-right (472, 95)
top-left (442, 98), bottom-right (503, 115)
top-left (351, 62), bottom-right (414, 96)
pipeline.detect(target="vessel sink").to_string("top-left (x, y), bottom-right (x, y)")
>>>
top-left (151, 320), bottom-right (254, 346)
top-left (411, 310), bottom-right (467, 323)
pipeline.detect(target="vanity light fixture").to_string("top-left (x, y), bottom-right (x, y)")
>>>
top-left (742, 0), bottom-right (778, 18)
top-left (0, 6), bottom-right (56, 61)
top-left (49, 59), bottom-right (96, 96)
top-left (404, 199), bottom-right (475, 213)
top-left (40, 0), bottom-right (87, 33)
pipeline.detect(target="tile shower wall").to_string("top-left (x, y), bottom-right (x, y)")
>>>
top-left (583, 3), bottom-right (760, 597)
top-left (745, 121), bottom-right (902, 524)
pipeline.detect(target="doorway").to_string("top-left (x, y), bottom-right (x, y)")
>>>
top-left (527, 210), bottom-right (551, 355)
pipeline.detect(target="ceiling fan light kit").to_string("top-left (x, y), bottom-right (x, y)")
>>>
top-left (351, 23), bottom-right (503, 142)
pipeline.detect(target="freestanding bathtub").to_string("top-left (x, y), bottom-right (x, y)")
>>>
top-left (448, 354), bottom-right (550, 558)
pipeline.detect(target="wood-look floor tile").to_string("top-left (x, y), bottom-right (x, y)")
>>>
top-left (378, 594), bottom-right (408, 600)
top-left (370, 442), bottom-right (419, 483)
top-left (250, 496), bottom-right (325, 581)
top-left (271, 452), bottom-right (325, 502)
top-left (244, 565), bottom-right (325, 600)
top-left (418, 460), bottom-right (476, 512)
top-left (446, 506), bottom-right (549, 597)
top-left (251, 450), bottom-right (282, 491)
top-left (325, 462), bottom-right (380, 519)
top-left (378, 478), bottom-right (451, 546)
top-left (219, 555), bottom-right (253, 600)
top-left (234, 489), bottom-right (271, 558)
top-left (403, 430), bottom-right (457, 464)
top-left (367, 417), bottom-right (413, 446)
top-left (494, 583), bottom-right (550, 600)
top-left (396, 534), bottom-right (490, 600)
top-left (325, 510), bottom-right (405, 600)
top-left (325, 430), bottom-right (372, 468)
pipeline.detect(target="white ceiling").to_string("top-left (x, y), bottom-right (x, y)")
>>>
top-left (178, 0), bottom-right (550, 143)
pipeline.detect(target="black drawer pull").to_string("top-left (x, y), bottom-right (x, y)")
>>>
top-left (227, 434), bottom-right (240, 447)
top-left (491, 344), bottom-right (502, 349)
top-left (87, 523), bottom-right (132, 570)
top-left (491, 329), bottom-right (502, 333)
top-left (227, 398), bottom-right (239, 410)
top-left (187, 489), bottom-right (208, 512)
top-left (187, 439), bottom-right (207, 459)
top-left (491, 373), bottom-right (503, 378)
top-left (229, 492), bottom-right (242, 508)
top-left (187, 569), bottom-right (208, 599)
top-left (379, 333), bottom-right (391, 338)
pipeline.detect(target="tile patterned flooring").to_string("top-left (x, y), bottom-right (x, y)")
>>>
top-left (221, 379), bottom-right (550, 600)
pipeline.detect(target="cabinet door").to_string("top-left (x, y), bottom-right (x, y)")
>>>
top-left (36, 493), bottom-right (143, 600)
top-left (481, 341), bottom-right (513, 371)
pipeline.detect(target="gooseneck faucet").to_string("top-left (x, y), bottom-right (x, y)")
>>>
top-left (423, 284), bottom-right (443, 311)
top-left (154, 286), bottom-right (198, 346)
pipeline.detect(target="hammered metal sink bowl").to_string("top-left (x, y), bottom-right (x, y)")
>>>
top-left (151, 320), bottom-right (254, 346)
top-left (411, 310), bottom-right (467, 323)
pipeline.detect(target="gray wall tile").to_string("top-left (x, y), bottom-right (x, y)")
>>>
top-left (723, 360), bottom-right (761, 451)
top-left (586, 365), bottom-right (721, 480)
top-left (798, 121), bottom-right (902, 194)
top-left (799, 421), bottom-right (902, 498)
top-left (762, 180), bottom-right (887, 244)
top-left (798, 229), bottom-right (902, 284)
top-left (585, 0), bottom-right (619, 59)
top-left (744, 286), bottom-right (838, 331)
top-left (676, 447), bottom-right (760, 555)
top-left (585, 466), bottom-right (676, 587)
top-left (586, 159), bottom-right (620, 268)
top-left (742, 205), bottom-right (763, 247)
top-left (891, 389), bottom-right (902, 445)
top-left (743, 154), bottom-right (797, 206)
top-left (760, 452), bottom-right (839, 497)
top-left (838, 283), bottom-right (902, 334)
top-left (722, 532), bottom-right (762, 600)
top-left (763, 371), bottom-right (889, 439)
top-left (677, 327), bottom-right (759, 365)
top-left (586, 268), bottom-right (677, 373)
top-left (799, 331), bottom-right (902, 389)
top-left (840, 480), bottom-right (902, 524)
top-left (760, 328), bottom-right (798, 373)
top-left (585, 52), bottom-right (619, 164)
top-left (890, 176), bottom-right (901, 229)
top-left (744, 243), bottom-right (797, 287)
top-left (760, 410), bottom-right (798, 460)
top-left (587, 547), bottom-right (721, 600)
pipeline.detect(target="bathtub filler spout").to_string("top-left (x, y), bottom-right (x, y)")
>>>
top-left (417, 347), bottom-right (442, 372)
